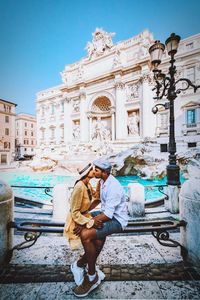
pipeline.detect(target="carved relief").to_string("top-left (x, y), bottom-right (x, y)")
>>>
top-left (86, 28), bottom-right (115, 59)
top-left (72, 99), bottom-right (80, 113)
top-left (126, 83), bottom-right (140, 101)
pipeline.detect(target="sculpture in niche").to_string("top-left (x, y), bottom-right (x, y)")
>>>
top-left (92, 119), bottom-right (111, 141)
top-left (127, 112), bottom-right (140, 136)
top-left (72, 124), bottom-right (80, 139)
top-left (86, 28), bottom-right (115, 59)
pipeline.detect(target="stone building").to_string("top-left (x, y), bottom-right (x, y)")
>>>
top-left (36, 29), bottom-right (200, 157)
top-left (15, 113), bottom-right (37, 159)
top-left (0, 99), bottom-right (17, 165)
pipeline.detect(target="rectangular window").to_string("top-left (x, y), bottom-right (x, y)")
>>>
top-left (25, 122), bottom-right (27, 127)
top-left (188, 142), bottom-right (196, 148)
top-left (51, 104), bottom-right (55, 115)
top-left (1, 154), bottom-right (7, 164)
top-left (61, 101), bottom-right (64, 113)
top-left (5, 128), bottom-right (9, 135)
top-left (25, 130), bottom-right (27, 136)
top-left (31, 140), bottom-right (34, 145)
top-left (187, 66), bottom-right (195, 83)
top-left (31, 132), bottom-right (33, 136)
top-left (31, 123), bottom-right (33, 128)
top-left (5, 116), bottom-right (9, 123)
top-left (24, 148), bottom-right (27, 152)
top-left (160, 144), bottom-right (168, 152)
top-left (187, 109), bottom-right (196, 127)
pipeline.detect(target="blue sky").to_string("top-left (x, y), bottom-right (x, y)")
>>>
top-left (0, 0), bottom-right (200, 115)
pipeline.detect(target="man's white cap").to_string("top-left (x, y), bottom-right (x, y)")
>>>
top-left (93, 159), bottom-right (112, 171)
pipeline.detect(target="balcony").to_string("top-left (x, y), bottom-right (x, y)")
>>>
top-left (156, 126), bottom-right (168, 137)
top-left (182, 122), bottom-right (200, 135)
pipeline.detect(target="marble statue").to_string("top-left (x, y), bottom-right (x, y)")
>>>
top-left (128, 112), bottom-right (140, 136)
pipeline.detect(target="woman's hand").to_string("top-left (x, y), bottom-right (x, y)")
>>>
top-left (93, 219), bottom-right (103, 229)
top-left (73, 224), bottom-right (85, 236)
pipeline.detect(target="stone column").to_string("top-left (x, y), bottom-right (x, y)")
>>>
top-left (115, 79), bottom-right (127, 140)
top-left (180, 178), bottom-right (200, 266)
top-left (64, 97), bottom-right (72, 144)
top-left (141, 72), bottom-right (156, 139)
top-left (80, 89), bottom-right (89, 142)
top-left (0, 180), bottom-right (13, 264)
top-left (88, 115), bottom-right (92, 141)
top-left (111, 110), bottom-right (115, 141)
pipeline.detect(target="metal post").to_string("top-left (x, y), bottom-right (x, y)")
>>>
top-left (166, 53), bottom-right (180, 186)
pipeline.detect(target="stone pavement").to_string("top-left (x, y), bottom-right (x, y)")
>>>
top-left (1, 207), bottom-right (200, 299)
top-left (1, 232), bottom-right (200, 299)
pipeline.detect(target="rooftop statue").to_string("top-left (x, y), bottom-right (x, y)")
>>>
top-left (86, 28), bottom-right (115, 59)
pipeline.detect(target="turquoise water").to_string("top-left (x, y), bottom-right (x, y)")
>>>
top-left (0, 171), bottom-right (185, 203)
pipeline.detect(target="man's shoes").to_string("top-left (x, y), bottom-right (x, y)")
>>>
top-left (73, 273), bottom-right (100, 297)
top-left (70, 261), bottom-right (85, 286)
top-left (85, 265), bottom-right (106, 281)
top-left (96, 265), bottom-right (106, 281)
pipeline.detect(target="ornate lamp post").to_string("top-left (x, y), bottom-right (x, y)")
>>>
top-left (149, 33), bottom-right (200, 186)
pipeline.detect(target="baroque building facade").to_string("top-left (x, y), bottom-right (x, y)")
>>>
top-left (36, 29), bottom-right (200, 156)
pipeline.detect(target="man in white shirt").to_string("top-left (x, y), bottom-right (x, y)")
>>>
top-left (72, 159), bottom-right (128, 297)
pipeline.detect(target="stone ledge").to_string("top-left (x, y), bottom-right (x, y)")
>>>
top-left (1, 262), bottom-right (200, 284)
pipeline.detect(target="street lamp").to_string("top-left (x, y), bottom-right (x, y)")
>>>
top-left (149, 33), bottom-right (200, 186)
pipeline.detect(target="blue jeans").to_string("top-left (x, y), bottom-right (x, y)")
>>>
top-left (91, 210), bottom-right (123, 239)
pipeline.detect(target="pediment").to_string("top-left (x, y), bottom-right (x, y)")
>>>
top-left (181, 101), bottom-right (200, 109)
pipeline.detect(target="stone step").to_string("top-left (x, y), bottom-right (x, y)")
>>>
top-left (1, 262), bottom-right (200, 284)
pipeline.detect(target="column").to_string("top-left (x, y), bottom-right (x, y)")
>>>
top-left (115, 79), bottom-right (127, 140)
top-left (88, 115), bottom-right (92, 141)
top-left (64, 97), bottom-right (72, 144)
top-left (141, 72), bottom-right (156, 139)
top-left (111, 110), bottom-right (115, 141)
top-left (80, 89), bottom-right (89, 142)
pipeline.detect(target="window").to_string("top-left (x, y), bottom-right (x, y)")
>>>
top-left (61, 101), bottom-right (64, 113)
top-left (51, 104), bottom-right (55, 115)
top-left (51, 128), bottom-right (55, 139)
top-left (31, 131), bottom-right (33, 136)
top-left (5, 128), bottom-right (9, 135)
top-left (31, 140), bottom-right (34, 145)
top-left (24, 148), bottom-right (27, 152)
top-left (31, 123), bottom-right (33, 128)
top-left (188, 142), bottom-right (196, 148)
top-left (5, 116), bottom-right (9, 123)
top-left (17, 130), bottom-right (18, 136)
top-left (25, 122), bottom-right (27, 127)
top-left (187, 109), bottom-right (196, 127)
top-left (31, 148), bottom-right (33, 151)
top-left (42, 106), bottom-right (45, 116)
top-left (25, 130), bottom-right (27, 136)
top-left (187, 66), bottom-right (195, 83)
top-left (1, 154), bottom-right (7, 164)
top-left (160, 144), bottom-right (168, 152)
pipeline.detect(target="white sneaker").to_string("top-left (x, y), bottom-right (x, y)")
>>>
top-left (85, 265), bottom-right (106, 281)
top-left (96, 265), bottom-right (106, 281)
top-left (70, 261), bottom-right (84, 286)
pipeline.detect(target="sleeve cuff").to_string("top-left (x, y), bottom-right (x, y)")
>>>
top-left (86, 219), bottom-right (94, 229)
top-left (104, 209), bottom-right (114, 219)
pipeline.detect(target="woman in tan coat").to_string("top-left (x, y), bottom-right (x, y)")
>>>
top-left (64, 163), bottom-right (101, 250)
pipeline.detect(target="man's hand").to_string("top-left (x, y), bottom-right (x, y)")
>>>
top-left (93, 219), bottom-right (103, 229)
top-left (73, 224), bottom-right (85, 236)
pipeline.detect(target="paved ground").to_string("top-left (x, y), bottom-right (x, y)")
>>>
top-left (0, 207), bottom-right (200, 299)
